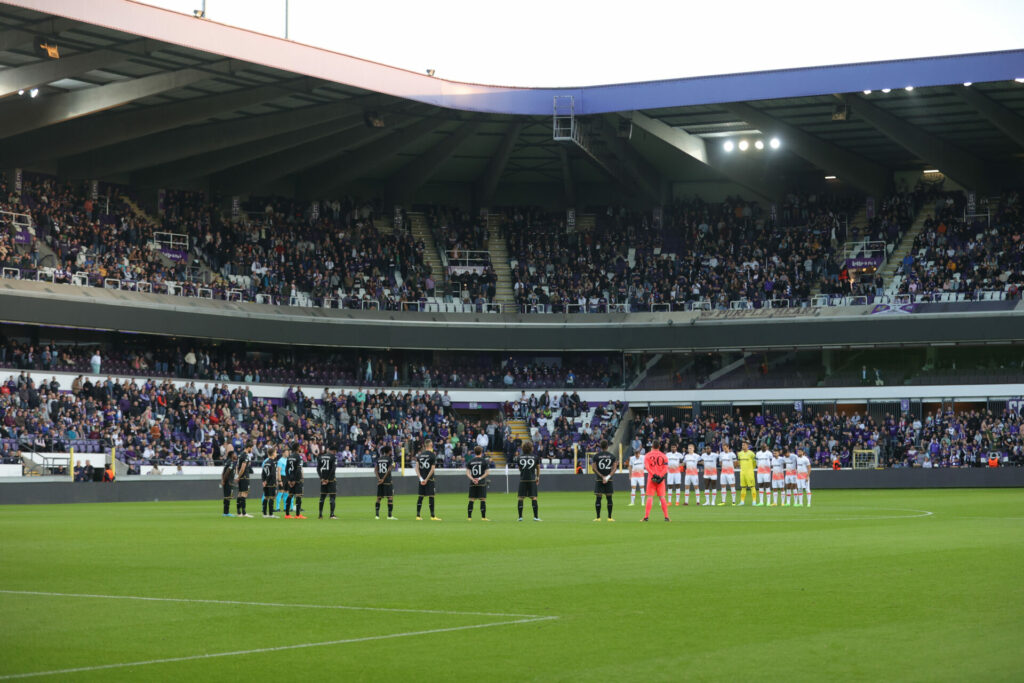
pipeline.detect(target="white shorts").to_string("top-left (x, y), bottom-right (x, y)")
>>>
top-left (667, 472), bottom-right (681, 486)
top-left (796, 478), bottom-right (811, 491)
top-left (630, 476), bottom-right (644, 488)
top-left (785, 474), bottom-right (797, 485)
top-left (756, 473), bottom-right (771, 485)
top-left (684, 474), bottom-right (700, 487)
top-left (771, 477), bottom-right (784, 489)
top-left (720, 473), bottom-right (736, 486)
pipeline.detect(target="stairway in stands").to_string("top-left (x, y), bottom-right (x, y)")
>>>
top-left (499, 419), bottom-right (531, 465)
top-left (408, 212), bottom-right (445, 292)
top-left (808, 205), bottom-right (868, 299)
top-left (882, 205), bottom-right (934, 295)
top-left (485, 214), bottom-right (516, 308)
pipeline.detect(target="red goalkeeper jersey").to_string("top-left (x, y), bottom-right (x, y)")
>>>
top-left (644, 449), bottom-right (668, 478)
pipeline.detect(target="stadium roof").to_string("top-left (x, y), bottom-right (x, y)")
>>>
top-left (2, 0), bottom-right (1023, 203)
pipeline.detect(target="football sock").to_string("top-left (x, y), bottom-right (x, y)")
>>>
top-left (644, 496), bottom-right (653, 518)
top-left (605, 495), bottom-right (613, 518)
top-left (222, 499), bottom-right (229, 515)
top-left (241, 498), bottom-right (247, 515)
top-left (467, 501), bottom-right (474, 518)
top-left (630, 490), bottom-right (635, 505)
top-left (684, 490), bottom-right (689, 504)
top-left (740, 489), bottom-right (747, 503)
top-left (262, 498), bottom-right (268, 515)
top-left (807, 493), bottom-right (812, 506)
top-left (330, 495), bottom-right (336, 515)
top-left (387, 501), bottom-right (393, 517)
top-left (659, 497), bottom-right (669, 518)
top-left (595, 497), bottom-right (602, 518)
top-left (480, 501), bottom-right (487, 518)
top-left (732, 491), bottom-right (737, 504)
top-left (416, 496), bottom-right (423, 516)
top-left (295, 498), bottom-right (302, 516)
top-left (517, 500), bottom-right (524, 518)
top-left (319, 494), bottom-right (326, 516)
top-left (235, 498), bottom-right (241, 514)
top-left (641, 492), bottom-right (646, 506)
top-left (532, 500), bottom-right (539, 519)
top-left (286, 495), bottom-right (294, 515)
top-left (428, 497), bottom-right (435, 516)
top-left (375, 500), bottom-right (381, 516)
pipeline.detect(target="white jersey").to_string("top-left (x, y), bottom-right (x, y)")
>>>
top-left (770, 455), bottom-right (785, 473)
top-left (629, 455), bottom-right (645, 477)
top-left (682, 452), bottom-right (701, 476)
top-left (718, 451), bottom-right (737, 475)
top-left (755, 450), bottom-right (773, 473)
top-left (701, 452), bottom-right (719, 474)
top-left (796, 455), bottom-right (811, 474)
top-left (785, 454), bottom-right (798, 473)
top-left (666, 451), bottom-right (682, 471)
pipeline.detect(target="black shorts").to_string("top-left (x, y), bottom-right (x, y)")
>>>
top-left (594, 480), bottom-right (614, 495)
top-left (238, 478), bottom-right (249, 494)
top-left (417, 480), bottom-right (435, 496)
top-left (320, 479), bottom-right (337, 495)
top-left (517, 480), bottom-right (537, 498)
top-left (263, 485), bottom-right (276, 498)
top-left (222, 483), bottom-right (233, 498)
top-left (290, 479), bottom-right (304, 495)
top-left (468, 484), bottom-right (487, 499)
top-left (376, 483), bottom-right (394, 498)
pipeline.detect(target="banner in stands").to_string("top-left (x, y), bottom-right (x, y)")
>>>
top-left (311, 201), bottom-right (319, 220)
top-left (448, 265), bottom-right (487, 276)
top-left (1009, 397), bottom-right (1023, 414)
top-left (870, 303), bottom-right (919, 315)
top-left (846, 257), bottom-right (883, 269)
top-left (14, 168), bottom-right (21, 193)
top-left (231, 196), bottom-right (240, 221)
top-left (566, 208), bottom-right (576, 232)
top-left (90, 180), bottom-right (98, 200)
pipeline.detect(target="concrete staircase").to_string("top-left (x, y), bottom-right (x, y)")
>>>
top-left (485, 215), bottom-right (516, 308)
top-left (408, 212), bottom-right (445, 291)
top-left (882, 206), bottom-right (934, 295)
top-left (505, 418), bottom-right (531, 448)
top-left (808, 206), bottom-right (868, 299)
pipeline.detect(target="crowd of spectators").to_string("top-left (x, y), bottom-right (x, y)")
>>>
top-left (501, 391), bottom-right (625, 466)
top-left (631, 407), bottom-right (1023, 468)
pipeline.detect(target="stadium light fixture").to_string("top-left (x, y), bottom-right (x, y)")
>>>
top-left (1016, 78), bottom-right (1024, 83)
top-left (754, 139), bottom-right (764, 150)
top-left (863, 90), bottom-right (872, 95)
top-left (738, 139), bottom-right (749, 151)
top-left (17, 89), bottom-right (24, 96)
top-left (923, 169), bottom-right (941, 174)
top-left (881, 88), bottom-right (891, 93)
top-left (29, 88), bottom-right (38, 98)
top-left (769, 137), bottom-right (781, 149)
top-left (963, 82), bottom-right (972, 86)
top-left (723, 140), bottom-right (734, 152)
top-left (824, 175), bottom-right (837, 180)
top-left (904, 85), bottom-right (914, 91)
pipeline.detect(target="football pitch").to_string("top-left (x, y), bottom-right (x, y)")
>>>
top-left (1, 489), bottom-right (1021, 681)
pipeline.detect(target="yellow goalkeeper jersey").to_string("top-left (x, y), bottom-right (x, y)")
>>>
top-left (737, 449), bottom-right (756, 472)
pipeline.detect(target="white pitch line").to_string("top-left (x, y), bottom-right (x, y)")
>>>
top-left (0, 590), bottom-right (542, 619)
top-left (0, 616), bottom-right (558, 680)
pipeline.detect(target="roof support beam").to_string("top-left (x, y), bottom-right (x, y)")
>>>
top-left (0, 46), bottom-right (137, 99)
top-left (211, 118), bottom-right (396, 194)
top-left (596, 116), bottom-right (664, 203)
top-left (954, 86), bottom-right (1024, 151)
top-left (559, 147), bottom-right (576, 208)
top-left (59, 99), bottom-right (366, 179)
top-left (0, 18), bottom-right (75, 52)
top-left (301, 117), bottom-right (449, 198)
top-left (723, 101), bottom-right (891, 196)
top-left (624, 110), bottom-right (787, 202)
top-left (133, 114), bottom-right (366, 188)
top-left (838, 93), bottom-right (993, 192)
top-left (474, 121), bottom-right (522, 207)
top-left (387, 121), bottom-right (482, 203)
top-left (1, 83), bottom-right (291, 166)
top-left (0, 67), bottom-right (208, 142)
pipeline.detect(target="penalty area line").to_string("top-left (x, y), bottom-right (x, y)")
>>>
top-left (0, 616), bottom-right (558, 680)
top-left (0, 589), bottom-right (541, 619)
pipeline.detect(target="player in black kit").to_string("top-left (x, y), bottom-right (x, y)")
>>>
top-left (220, 452), bottom-right (236, 517)
top-left (592, 439), bottom-right (616, 521)
top-left (414, 439), bottom-right (441, 521)
top-left (466, 445), bottom-right (490, 521)
top-left (284, 448), bottom-right (306, 519)
top-left (317, 451), bottom-right (338, 520)
top-left (235, 446), bottom-right (253, 518)
top-left (374, 445), bottom-right (397, 520)
top-left (515, 441), bottom-right (541, 522)
top-left (261, 448), bottom-right (279, 518)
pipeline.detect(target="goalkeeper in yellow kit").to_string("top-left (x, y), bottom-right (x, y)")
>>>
top-left (737, 440), bottom-right (757, 505)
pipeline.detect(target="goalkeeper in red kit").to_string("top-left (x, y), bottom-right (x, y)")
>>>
top-left (643, 440), bottom-right (671, 522)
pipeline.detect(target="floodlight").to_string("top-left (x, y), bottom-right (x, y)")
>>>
top-left (29, 88), bottom-right (38, 98)
top-left (904, 85), bottom-right (914, 91)
top-left (754, 140), bottom-right (764, 150)
top-left (881, 88), bottom-right (891, 93)
top-left (769, 137), bottom-right (780, 149)
top-left (824, 175), bottom-right (837, 180)
top-left (863, 90), bottom-right (871, 95)
top-left (738, 140), bottom-right (749, 151)
top-left (723, 140), bottom-right (734, 152)
top-left (963, 82), bottom-right (972, 87)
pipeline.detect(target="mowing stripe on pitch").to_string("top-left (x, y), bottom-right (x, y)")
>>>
top-left (0, 589), bottom-right (544, 618)
top-left (0, 616), bottom-right (559, 680)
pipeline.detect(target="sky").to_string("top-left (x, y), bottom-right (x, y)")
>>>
top-left (141, 0), bottom-right (1024, 87)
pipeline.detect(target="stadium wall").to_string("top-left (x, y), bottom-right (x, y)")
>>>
top-left (2, 469), bottom-right (1022, 505)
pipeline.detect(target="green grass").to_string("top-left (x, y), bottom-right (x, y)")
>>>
top-left (1, 489), bottom-right (1022, 681)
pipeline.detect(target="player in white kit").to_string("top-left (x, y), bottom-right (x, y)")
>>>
top-left (682, 444), bottom-right (701, 506)
top-left (795, 448), bottom-right (812, 507)
top-left (754, 445), bottom-right (773, 507)
top-left (770, 453), bottom-right (785, 506)
top-left (718, 445), bottom-right (738, 505)
top-left (628, 451), bottom-right (645, 506)
top-left (665, 443), bottom-right (683, 505)
top-left (784, 451), bottom-right (799, 506)
top-left (700, 446), bottom-right (718, 507)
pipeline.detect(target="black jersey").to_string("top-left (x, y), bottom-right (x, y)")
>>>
top-left (594, 451), bottom-right (616, 479)
top-left (516, 452), bottom-right (539, 482)
top-left (261, 458), bottom-right (276, 484)
top-left (317, 454), bottom-right (336, 480)
top-left (221, 461), bottom-right (235, 484)
top-left (285, 455), bottom-right (302, 482)
top-left (466, 455), bottom-right (489, 480)
top-left (415, 451), bottom-right (437, 480)
top-left (374, 455), bottom-right (393, 484)
top-left (236, 457), bottom-right (250, 481)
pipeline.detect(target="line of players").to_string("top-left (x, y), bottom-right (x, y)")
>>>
top-left (628, 441), bottom-right (813, 508)
top-left (217, 438), bottom-right (811, 521)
